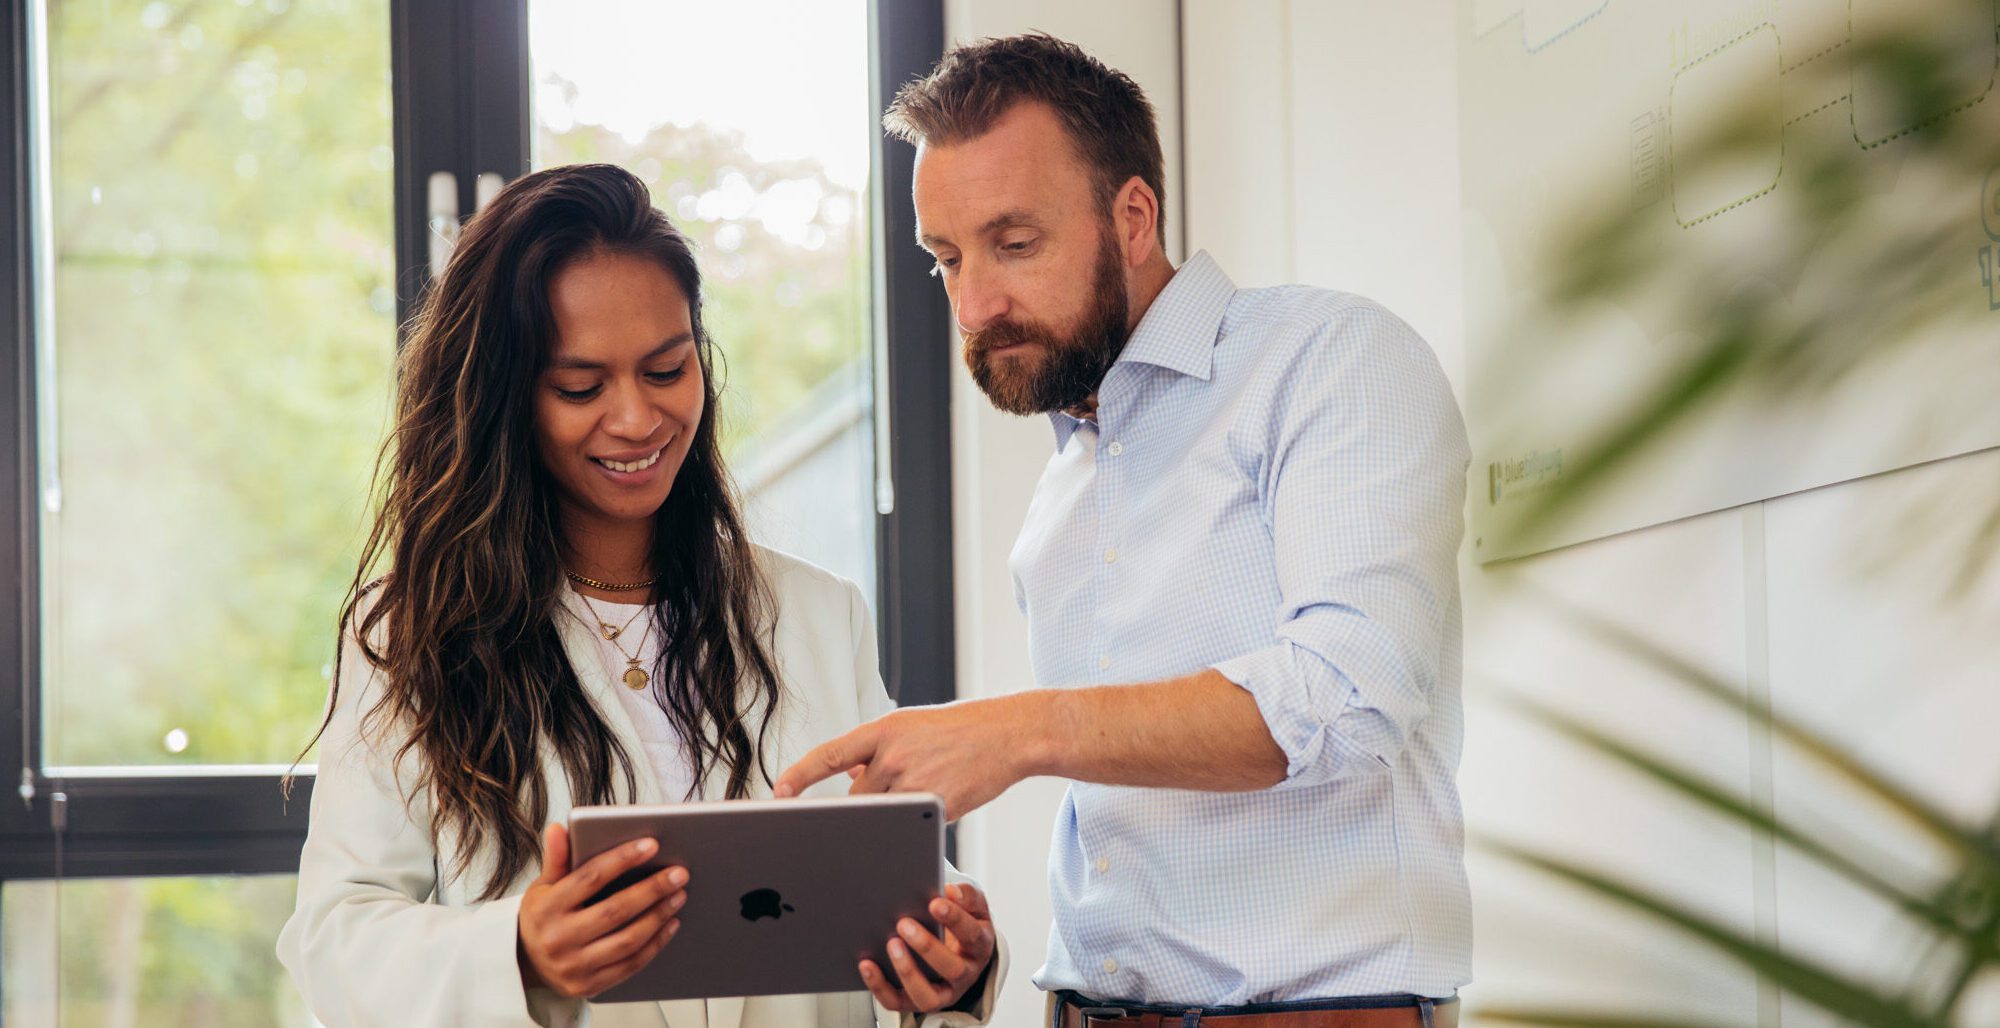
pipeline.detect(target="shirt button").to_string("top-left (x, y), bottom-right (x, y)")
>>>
top-left (1103, 548), bottom-right (1118, 564)
top-left (1106, 440), bottom-right (1124, 457)
top-left (1102, 958), bottom-right (1118, 974)
top-left (1097, 654), bottom-right (1111, 670)
top-left (1095, 857), bottom-right (1110, 873)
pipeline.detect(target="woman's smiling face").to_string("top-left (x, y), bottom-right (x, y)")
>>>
top-left (533, 249), bottom-right (705, 538)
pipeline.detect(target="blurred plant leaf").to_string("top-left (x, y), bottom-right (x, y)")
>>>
top-left (1482, 837), bottom-right (1947, 1027)
top-left (1501, 686), bottom-right (2000, 961)
top-left (1541, 593), bottom-right (2000, 876)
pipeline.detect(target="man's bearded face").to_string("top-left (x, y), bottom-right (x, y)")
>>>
top-left (960, 224), bottom-right (1129, 416)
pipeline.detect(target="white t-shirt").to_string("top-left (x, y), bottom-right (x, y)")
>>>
top-left (562, 589), bottom-right (696, 803)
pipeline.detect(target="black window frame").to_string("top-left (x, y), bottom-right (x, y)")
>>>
top-left (0, 0), bottom-right (950, 883)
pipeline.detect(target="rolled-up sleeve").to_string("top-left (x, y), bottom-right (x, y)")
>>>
top-left (1211, 303), bottom-right (1468, 790)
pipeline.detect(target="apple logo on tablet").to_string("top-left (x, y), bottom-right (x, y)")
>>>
top-left (740, 888), bottom-right (796, 921)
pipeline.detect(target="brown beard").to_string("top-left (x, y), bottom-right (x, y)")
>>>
top-left (962, 227), bottom-right (1130, 416)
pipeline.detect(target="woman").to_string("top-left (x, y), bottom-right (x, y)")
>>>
top-left (278, 164), bottom-right (1003, 1028)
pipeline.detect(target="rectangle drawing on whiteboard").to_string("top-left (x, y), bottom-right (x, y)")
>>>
top-left (1850, 0), bottom-right (1997, 147)
top-left (1669, 24), bottom-right (1781, 226)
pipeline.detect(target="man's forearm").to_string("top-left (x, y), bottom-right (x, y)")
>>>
top-left (1018, 670), bottom-right (1289, 791)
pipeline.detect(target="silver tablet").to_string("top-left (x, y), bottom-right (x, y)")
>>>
top-left (567, 793), bottom-right (945, 1003)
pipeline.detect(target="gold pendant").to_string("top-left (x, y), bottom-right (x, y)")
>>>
top-left (623, 664), bottom-right (650, 691)
top-left (599, 624), bottom-right (620, 641)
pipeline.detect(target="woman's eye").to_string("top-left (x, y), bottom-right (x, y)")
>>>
top-left (555, 385), bottom-right (601, 402)
top-left (646, 367), bottom-right (687, 384)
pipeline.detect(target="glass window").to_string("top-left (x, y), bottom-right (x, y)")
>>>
top-left (1, 877), bottom-right (307, 1027)
top-left (36, 0), bottom-right (396, 768)
top-left (529, 0), bottom-right (879, 596)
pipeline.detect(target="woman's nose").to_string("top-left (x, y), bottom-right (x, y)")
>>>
top-left (601, 379), bottom-right (664, 440)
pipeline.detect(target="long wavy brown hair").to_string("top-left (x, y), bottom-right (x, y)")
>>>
top-left (302, 164), bottom-right (784, 900)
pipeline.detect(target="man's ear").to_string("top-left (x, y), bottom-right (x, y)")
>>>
top-left (1113, 175), bottom-right (1161, 267)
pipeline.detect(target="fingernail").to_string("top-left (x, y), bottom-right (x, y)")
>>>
top-left (889, 940), bottom-right (907, 959)
top-left (931, 900), bottom-right (950, 918)
top-left (670, 892), bottom-right (686, 910)
top-left (898, 920), bottom-right (921, 940)
top-left (667, 867), bottom-right (689, 887)
top-left (636, 839), bottom-right (658, 856)
top-left (667, 919), bottom-right (681, 935)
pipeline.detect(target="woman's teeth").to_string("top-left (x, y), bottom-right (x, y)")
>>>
top-left (594, 447), bottom-right (663, 473)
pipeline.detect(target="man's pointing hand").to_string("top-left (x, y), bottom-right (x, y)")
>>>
top-left (773, 695), bottom-right (1052, 821)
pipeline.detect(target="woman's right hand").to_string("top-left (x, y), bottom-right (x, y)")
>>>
top-left (517, 822), bottom-right (689, 998)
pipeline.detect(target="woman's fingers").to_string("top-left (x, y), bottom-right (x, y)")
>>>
top-left (948, 882), bottom-right (992, 920)
top-left (884, 935), bottom-right (948, 1010)
top-left (575, 892), bottom-right (685, 977)
top-left (548, 836), bottom-right (661, 910)
top-left (577, 865), bottom-right (688, 939)
top-left (564, 868), bottom-right (688, 956)
top-left (930, 891), bottom-right (995, 964)
top-left (534, 823), bottom-right (571, 885)
top-left (581, 914), bottom-right (682, 997)
top-left (895, 917), bottom-right (968, 985)
top-left (857, 959), bottom-right (912, 1012)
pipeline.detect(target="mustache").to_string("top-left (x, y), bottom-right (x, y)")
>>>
top-left (963, 318), bottom-right (1058, 359)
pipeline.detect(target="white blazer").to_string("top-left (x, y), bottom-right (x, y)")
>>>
top-left (279, 547), bottom-right (1007, 1028)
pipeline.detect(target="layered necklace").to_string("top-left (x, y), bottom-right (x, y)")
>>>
top-left (568, 572), bottom-right (659, 692)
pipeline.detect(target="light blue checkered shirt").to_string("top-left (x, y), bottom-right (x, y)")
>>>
top-left (1011, 251), bottom-right (1473, 1006)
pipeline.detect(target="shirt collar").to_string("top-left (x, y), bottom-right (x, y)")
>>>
top-left (1050, 411), bottom-right (1090, 452)
top-left (1115, 249), bottom-right (1234, 381)
top-left (1044, 250), bottom-right (1236, 451)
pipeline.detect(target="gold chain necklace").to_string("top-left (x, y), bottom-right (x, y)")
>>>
top-left (574, 590), bottom-right (656, 691)
top-left (565, 569), bottom-right (662, 593)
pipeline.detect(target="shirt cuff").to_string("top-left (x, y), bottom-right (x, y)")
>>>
top-left (1212, 644), bottom-right (1376, 789)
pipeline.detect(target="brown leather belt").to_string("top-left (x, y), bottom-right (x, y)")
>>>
top-left (1055, 995), bottom-right (1459, 1028)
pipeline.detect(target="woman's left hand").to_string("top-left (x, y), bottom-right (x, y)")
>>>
top-left (858, 883), bottom-right (997, 1015)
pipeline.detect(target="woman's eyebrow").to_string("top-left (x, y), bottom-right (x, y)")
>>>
top-left (549, 332), bottom-right (696, 371)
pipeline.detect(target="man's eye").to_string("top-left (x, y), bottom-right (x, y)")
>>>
top-left (931, 256), bottom-right (959, 277)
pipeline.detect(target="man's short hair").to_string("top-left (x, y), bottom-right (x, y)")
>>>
top-left (884, 32), bottom-right (1167, 244)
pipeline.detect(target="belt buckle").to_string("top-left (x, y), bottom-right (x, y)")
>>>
top-left (1078, 1005), bottom-right (1130, 1027)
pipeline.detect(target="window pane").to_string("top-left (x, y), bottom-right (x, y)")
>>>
top-left (530, 0), bottom-right (878, 596)
top-left (1, 876), bottom-right (308, 1027)
top-left (37, 1), bottom-right (395, 766)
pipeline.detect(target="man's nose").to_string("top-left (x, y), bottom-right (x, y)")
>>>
top-left (951, 261), bottom-right (1009, 335)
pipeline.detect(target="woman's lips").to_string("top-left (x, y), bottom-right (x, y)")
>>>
top-left (588, 439), bottom-right (672, 484)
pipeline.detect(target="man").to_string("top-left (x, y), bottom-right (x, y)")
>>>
top-left (776, 33), bottom-right (1471, 1027)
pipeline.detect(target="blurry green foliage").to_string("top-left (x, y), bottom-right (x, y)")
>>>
top-left (1478, 1), bottom-right (2000, 1025)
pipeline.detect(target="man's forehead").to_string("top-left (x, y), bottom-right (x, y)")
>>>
top-left (912, 107), bottom-right (1090, 240)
